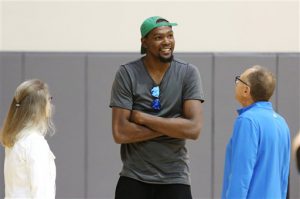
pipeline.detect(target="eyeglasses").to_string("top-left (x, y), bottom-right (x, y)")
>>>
top-left (235, 76), bottom-right (249, 86)
top-left (151, 86), bottom-right (161, 110)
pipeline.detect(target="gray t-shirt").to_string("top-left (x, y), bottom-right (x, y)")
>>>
top-left (110, 57), bottom-right (204, 185)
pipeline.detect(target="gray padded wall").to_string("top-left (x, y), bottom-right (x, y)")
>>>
top-left (277, 54), bottom-right (300, 199)
top-left (0, 52), bottom-right (299, 199)
top-left (24, 53), bottom-right (87, 198)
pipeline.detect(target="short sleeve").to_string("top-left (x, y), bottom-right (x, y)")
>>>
top-left (182, 64), bottom-right (204, 102)
top-left (109, 65), bottom-right (133, 110)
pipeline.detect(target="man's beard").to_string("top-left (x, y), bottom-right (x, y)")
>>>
top-left (159, 54), bottom-right (173, 63)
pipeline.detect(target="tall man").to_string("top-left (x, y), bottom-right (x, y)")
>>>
top-left (110, 16), bottom-right (204, 199)
top-left (222, 65), bottom-right (290, 199)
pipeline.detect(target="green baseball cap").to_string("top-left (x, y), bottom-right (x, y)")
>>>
top-left (140, 16), bottom-right (177, 54)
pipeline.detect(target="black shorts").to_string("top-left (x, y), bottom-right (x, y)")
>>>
top-left (115, 176), bottom-right (193, 199)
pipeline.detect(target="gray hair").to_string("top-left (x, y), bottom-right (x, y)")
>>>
top-left (247, 65), bottom-right (276, 102)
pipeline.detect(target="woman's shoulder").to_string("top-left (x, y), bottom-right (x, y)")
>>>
top-left (16, 128), bottom-right (48, 149)
top-left (6, 129), bottom-right (48, 159)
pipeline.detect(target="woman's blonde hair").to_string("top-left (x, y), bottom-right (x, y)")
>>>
top-left (0, 79), bottom-right (55, 147)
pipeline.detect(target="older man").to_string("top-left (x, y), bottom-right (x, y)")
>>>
top-left (222, 65), bottom-right (290, 199)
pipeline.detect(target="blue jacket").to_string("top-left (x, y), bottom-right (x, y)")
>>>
top-left (222, 102), bottom-right (290, 199)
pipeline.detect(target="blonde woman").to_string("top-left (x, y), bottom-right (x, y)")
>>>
top-left (1, 79), bottom-right (56, 198)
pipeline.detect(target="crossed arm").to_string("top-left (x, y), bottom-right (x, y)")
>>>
top-left (112, 99), bottom-right (203, 144)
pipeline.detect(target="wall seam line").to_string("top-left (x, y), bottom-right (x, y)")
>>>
top-left (21, 53), bottom-right (25, 81)
top-left (211, 53), bottom-right (215, 199)
top-left (84, 53), bottom-right (89, 198)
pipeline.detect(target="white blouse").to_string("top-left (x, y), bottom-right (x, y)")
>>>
top-left (4, 128), bottom-right (56, 199)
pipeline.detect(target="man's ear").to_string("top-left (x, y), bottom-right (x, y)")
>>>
top-left (242, 86), bottom-right (250, 96)
top-left (141, 37), bottom-right (147, 48)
